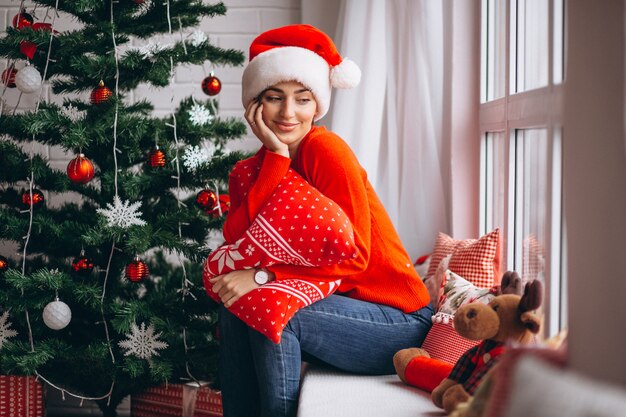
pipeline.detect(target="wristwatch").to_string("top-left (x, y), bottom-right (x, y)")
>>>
top-left (253, 268), bottom-right (270, 285)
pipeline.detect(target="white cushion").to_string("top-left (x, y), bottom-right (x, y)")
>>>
top-left (297, 366), bottom-right (441, 417)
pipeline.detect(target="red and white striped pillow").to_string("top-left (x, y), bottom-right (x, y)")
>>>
top-left (425, 229), bottom-right (501, 289)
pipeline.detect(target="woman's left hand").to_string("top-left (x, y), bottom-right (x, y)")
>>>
top-left (209, 269), bottom-right (259, 308)
top-left (244, 99), bottom-right (289, 158)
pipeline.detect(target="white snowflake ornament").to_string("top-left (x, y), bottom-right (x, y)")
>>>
top-left (62, 104), bottom-right (85, 122)
top-left (188, 30), bottom-right (208, 47)
top-left (188, 104), bottom-right (214, 126)
top-left (0, 311), bottom-right (18, 349)
top-left (118, 322), bottom-right (168, 360)
top-left (97, 196), bottom-right (147, 229)
top-left (183, 145), bottom-right (214, 171)
top-left (133, 41), bottom-right (172, 58)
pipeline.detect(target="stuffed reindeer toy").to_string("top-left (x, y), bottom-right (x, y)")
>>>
top-left (394, 272), bottom-right (543, 415)
top-left (431, 274), bottom-right (543, 413)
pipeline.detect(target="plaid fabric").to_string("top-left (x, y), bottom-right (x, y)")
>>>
top-left (448, 340), bottom-right (506, 395)
top-left (425, 229), bottom-right (500, 288)
top-left (522, 234), bottom-right (545, 282)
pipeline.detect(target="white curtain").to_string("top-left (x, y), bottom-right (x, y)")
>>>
top-left (329, 0), bottom-right (450, 258)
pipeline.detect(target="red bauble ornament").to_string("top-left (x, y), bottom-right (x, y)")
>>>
top-left (1, 66), bottom-right (17, 88)
top-left (90, 80), bottom-right (113, 105)
top-left (201, 74), bottom-right (222, 96)
top-left (21, 189), bottom-right (45, 208)
top-left (148, 146), bottom-right (166, 168)
top-left (0, 255), bottom-right (9, 273)
top-left (196, 189), bottom-right (218, 212)
top-left (126, 256), bottom-right (149, 282)
top-left (71, 252), bottom-right (94, 276)
top-left (20, 41), bottom-right (38, 59)
top-left (12, 11), bottom-right (34, 29)
top-left (67, 154), bottom-right (95, 184)
top-left (209, 194), bottom-right (230, 218)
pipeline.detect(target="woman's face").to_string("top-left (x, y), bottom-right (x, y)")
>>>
top-left (260, 81), bottom-right (317, 150)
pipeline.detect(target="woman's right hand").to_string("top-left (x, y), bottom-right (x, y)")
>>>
top-left (245, 99), bottom-right (289, 158)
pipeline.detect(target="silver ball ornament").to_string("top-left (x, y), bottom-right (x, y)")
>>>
top-left (15, 65), bottom-right (42, 94)
top-left (43, 298), bottom-right (72, 330)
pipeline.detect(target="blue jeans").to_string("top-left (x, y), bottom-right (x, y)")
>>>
top-left (218, 294), bottom-right (434, 417)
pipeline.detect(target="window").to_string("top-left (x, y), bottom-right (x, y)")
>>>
top-left (480, 0), bottom-right (565, 336)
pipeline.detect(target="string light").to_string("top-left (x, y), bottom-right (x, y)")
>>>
top-left (166, 0), bottom-right (200, 384)
top-left (35, 372), bottom-right (115, 403)
top-left (22, 0), bottom-right (62, 353)
top-left (111, 0), bottom-right (121, 198)
top-left (212, 180), bottom-right (223, 217)
top-left (0, 0), bottom-right (26, 118)
top-left (7, 0), bottom-right (116, 404)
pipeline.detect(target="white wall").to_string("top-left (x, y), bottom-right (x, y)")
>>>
top-left (301, 0), bottom-right (340, 40)
top-left (564, 0), bottom-right (626, 387)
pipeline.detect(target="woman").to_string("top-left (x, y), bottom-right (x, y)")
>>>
top-left (208, 24), bottom-right (433, 417)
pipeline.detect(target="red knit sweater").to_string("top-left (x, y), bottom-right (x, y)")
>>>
top-left (223, 126), bottom-right (430, 313)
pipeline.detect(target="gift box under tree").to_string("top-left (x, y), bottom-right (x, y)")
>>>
top-left (0, 375), bottom-right (46, 417)
top-left (131, 382), bottom-right (222, 417)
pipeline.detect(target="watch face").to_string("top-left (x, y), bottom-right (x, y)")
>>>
top-left (254, 270), bottom-right (269, 285)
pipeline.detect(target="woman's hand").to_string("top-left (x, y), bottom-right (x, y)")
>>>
top-left (245, 99), bottom-right (289, 158)
top-left (209, 269), bottom-right (259, 308)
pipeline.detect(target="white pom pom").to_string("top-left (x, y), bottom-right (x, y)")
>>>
top-left (442, 315), bottom-right (450, 325)
top-left (330, 58), bottom-right (361, 89)
top-left (15, 65), bottom-right (42, 94)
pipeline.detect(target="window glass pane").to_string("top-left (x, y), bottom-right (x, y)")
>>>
top-left (515, 129), bottom-right (548, 283)
top-left (515, 0), bottom-right (549, 92)
top-left (549, 128), bottom-right (564, 334)
top-left (553, 0), bottom-right (564, 84)
top-left (483, 132), bottom-right (507, 235)
top-left (483, 0), bottom-right (507, 101)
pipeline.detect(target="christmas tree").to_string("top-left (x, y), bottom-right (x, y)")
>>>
top-left (0, 1), bottom-right (245, 416)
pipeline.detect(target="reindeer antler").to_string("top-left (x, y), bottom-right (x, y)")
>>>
top-left (500, 271), bottom-right (523, 295)
top-left (519, 280), bottom-right (543, 312)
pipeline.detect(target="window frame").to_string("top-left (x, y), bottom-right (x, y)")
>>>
top-left (479, 0), bottom-right (565, 336)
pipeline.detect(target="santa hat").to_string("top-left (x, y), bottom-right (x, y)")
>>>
top-left (242, 24), bottom-right (361, 121)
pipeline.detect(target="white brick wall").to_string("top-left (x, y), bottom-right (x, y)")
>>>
top-left (0, 1), bottom-right (302, 415)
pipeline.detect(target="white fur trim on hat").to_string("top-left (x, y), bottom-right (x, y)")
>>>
top-left (242, 46), bottom-right (332, 121)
